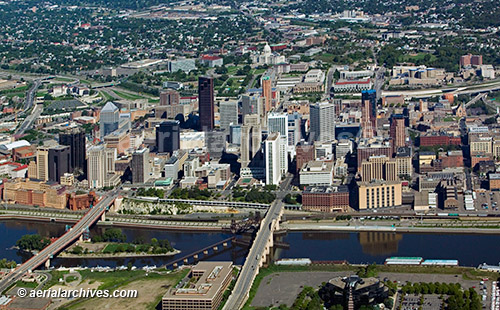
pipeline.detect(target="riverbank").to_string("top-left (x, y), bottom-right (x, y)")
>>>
top-left (283, 221), bottom-right (500, 234)
top-left (0, 213), bottom-right (228, 232)
top-left (58, 249), bottom-right (181, 259)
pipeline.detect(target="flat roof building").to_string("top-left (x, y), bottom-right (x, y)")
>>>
top-left (162, 261), bottom-right (233, 310)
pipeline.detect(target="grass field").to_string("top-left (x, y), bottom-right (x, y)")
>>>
top-left (64, 269), bottom-right (189, 310)
top-left (99, 90), bottom-right (115, 102)
top-left (398, 53), bottom-right (437, 63)
top-left (54, 77), bottom-right (75, 82)
top-left (113, 90), bottom-right (146, 100)
top-left (15, 280), bottom-right (38, 289)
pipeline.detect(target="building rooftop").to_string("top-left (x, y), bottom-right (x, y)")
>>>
top-left (101, 102), bottom-right (119, 113)
top-left (303, 185), bottom-right (349, 194)
top-left (163, 261), bottom-right (232, 301)
top-left (490, 173), bottom-right (500, 180)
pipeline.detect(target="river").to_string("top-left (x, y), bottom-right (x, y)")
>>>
top-left (1, 221), bottom-right (499, 268)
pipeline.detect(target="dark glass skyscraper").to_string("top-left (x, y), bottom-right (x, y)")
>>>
top-left (156, 120), bottom-right (180, 154)
top-left (48, 145), bottom-right (71, 183)
top-left (198, 76), bottom-right (214, 131)
top-left (59, 128), bottom-right (86, 173)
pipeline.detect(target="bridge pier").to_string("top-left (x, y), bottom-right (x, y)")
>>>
top-left (173, 263), bottom-right (178, 268)
top-left (203, 250), bottom-right (208, 255)
top-left (183, 258), bottom-right (188, 263)
top-left (101, 212), bottom-right (106, 222)
top-left (79, 235), bottom-right (83, 242)
top-left (223, 242), bottom-right (228, 247)
top-left (45, 259), bottom-right (50, 269)
top-left (193, 254), bottom-right (198, 260)
top-left (213, 246), bottom-right (218, 251)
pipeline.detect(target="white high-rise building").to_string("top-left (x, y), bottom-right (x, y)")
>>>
top-left (219, 100), bottom-right (238, 130)
top-left (87, 145), bottom-right (117, 189)
top-left (279, 135), bottom-right (288, 177)
top-left (265, 133), bottom-right (281, 185)
top-left (267, 112), bottom-right (288, 138)
top-left (310, 102), bottom-right (336, 142)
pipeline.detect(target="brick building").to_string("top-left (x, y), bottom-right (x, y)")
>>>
top-left (302, 186), bottom-right (350, 212)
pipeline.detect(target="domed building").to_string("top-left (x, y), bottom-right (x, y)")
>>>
top-left (251, 43), bottom-right (286, 65)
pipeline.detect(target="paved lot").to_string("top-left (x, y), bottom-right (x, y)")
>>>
top-left (251, 271), bottom-right (351, 307)
top-left (398, 294), bottom-right (443, 310)
top-left (252, 271), bottom-right (488, 308)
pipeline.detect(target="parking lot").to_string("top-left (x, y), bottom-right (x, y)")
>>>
top-left (398, 294), bottom-right (443, 310)
top-left (252, 271), bottom-right (489, 308)
top-left (474, 191), bottom-right (500, 213)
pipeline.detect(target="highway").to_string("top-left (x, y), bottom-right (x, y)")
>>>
top-left (382, 79), bottom-right (500, 99)
top-left (223, 174), bottom-right (293, 310)
top-left (14, 79), bottom-right (43, 135)
top-left (0, 190), bottom-right (119, 294)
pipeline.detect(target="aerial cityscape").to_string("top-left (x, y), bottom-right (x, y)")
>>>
top-left (0, 0), bottom-right (498, 309)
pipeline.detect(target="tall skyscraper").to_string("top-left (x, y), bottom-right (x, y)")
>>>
top-left (262, 76), bottom-right (272, 113)
top-left (160, 89), bottom-right (180, 106)
top-left (48, 145), bottom-right (71, 183)
top-left (241, 114), bottom-right (261, 168)
top-left (390, 115), bottom-right (406, 150)
top-left (267, 112), bottom-right (288, 137)
top-left (287, 112), bottom-right (301, 148)
top-left (156, 121), bottom-right (180, 154)
top-left (36, 146), bottom-right (49, 181)
top-left (265, 133), bottom-right (281, 185)
top-left (362, 89), bottom-right (377, 127)
top-left (219, 100), bottom-right (238, 130)
top-left (87, 145), bottom-right (116, 189)
top-left (241, 94), bottom-right (262, 122)
top-left (198, 76), bottom-right (214, 130)
top-left (132, 148), bottom-right (150, 184)
top-left (310, 102), bottom-right (336, 142)
top-left (361, 98), bottom-right (374, 139)
top-left (230, 125), bottom-right (242, 145)
top-left (59, 128), bottom-right (86, 173)
top-left (100, 102), bottom-right (119, 138)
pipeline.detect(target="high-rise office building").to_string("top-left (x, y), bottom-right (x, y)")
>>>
top-left (241, 114), bottom-right (261, 168)
top-left (87, 145), bottom-right (117, 189)
top-left (48, 145), bottom-right (71, 183)
top-left (229, 125), bottom-right (242, 145)
top-left (360, 155), bottom-right (398, 182)
top-left (361, 97), bottom-right (375, 139)
top-left (310, 102), bottom-right (335, 142)
top-left (219, 100), bottom-right (238, 130)
top-left (278, 135), bottom-right (288, 177)
top-left (287, 112), bottom-right (301, 148)
top-left (36, 146), bottom-right (49, 181)
top-left (59, 128), bottom-right (86, 173)
top-left (267, 112), bottom-right (288, 137)
top-left (198, 76), bottom-right (214, 130)
top-left (265, 133), bottom-right (281, 185)
top-left (205, 129), bottom-right (227, 159)
top-left (132, 148), bottom-right (150, 184)
top-left (262, 76), bottom-right (272, 113)
top-left (156, 121), bottom-right (180, 154)
top-left (296, 142), bottom-right (315, 172)
top-left (390, 115), bottom-right (406, 150)
top-left (160, 89), bottom-right (180, 106)
top-left (100, 102), bottom-right (120, 138)
top-left (362, 89), bottom-right (377, 126)
top-left (241, 94), bottom-right (262, 122)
